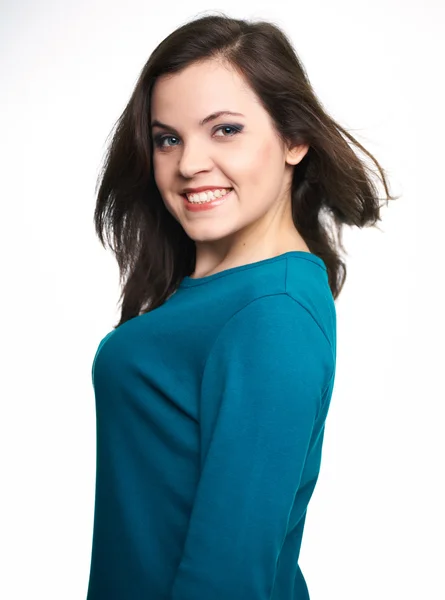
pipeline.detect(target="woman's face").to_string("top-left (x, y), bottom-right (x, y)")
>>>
top-left (150, 59), bottom-right (307, 246)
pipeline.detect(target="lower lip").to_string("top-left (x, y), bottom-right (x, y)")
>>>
top-left (183, 190), bottom-right (233, 212)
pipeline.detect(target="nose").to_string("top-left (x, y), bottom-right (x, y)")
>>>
top-left (177, 141), bottom-right (213, 179)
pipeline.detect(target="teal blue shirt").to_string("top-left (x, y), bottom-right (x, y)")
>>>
top-left (86, 251), bottom-right (337, 600)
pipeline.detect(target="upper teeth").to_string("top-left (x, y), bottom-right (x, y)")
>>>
top-left (186, 188), bottom-right (232, 203)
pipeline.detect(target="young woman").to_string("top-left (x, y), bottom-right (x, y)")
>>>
top-left (86, 13), bottom-right (397, 600)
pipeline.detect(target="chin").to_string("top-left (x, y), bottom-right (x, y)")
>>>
top-left (182, 222), bottom-right (234, 243)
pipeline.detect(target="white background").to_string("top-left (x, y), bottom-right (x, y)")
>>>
top-left (1, 1), bottom-right (444, 598)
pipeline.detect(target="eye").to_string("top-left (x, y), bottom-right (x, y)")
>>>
top-left (213, 124), bottom-right (243, 137)
top-left (154, 135), bottom-right (180, 149)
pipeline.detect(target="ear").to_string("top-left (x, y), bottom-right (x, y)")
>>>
top-left (285, 143), bottom-right (309, 166)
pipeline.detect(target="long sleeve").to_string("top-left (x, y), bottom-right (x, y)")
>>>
top-left (170, 293), bottom-right (335, 600)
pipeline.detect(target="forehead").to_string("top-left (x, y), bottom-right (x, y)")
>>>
top-left (150, 59), bottom-right (260, 120)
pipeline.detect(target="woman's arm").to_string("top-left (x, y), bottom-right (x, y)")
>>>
top-left (170, 294), bottom-right (335, 600)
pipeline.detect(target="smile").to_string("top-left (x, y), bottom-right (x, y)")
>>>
top-left (185, 188), bottom-right (233, 204)
top-left (182, 189), bottom-right (234, 212)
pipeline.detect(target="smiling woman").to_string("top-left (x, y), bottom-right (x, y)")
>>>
top-left (87, 11), bottom-right (399, 600)
top-left (148, 58), bottom-right (313, 263)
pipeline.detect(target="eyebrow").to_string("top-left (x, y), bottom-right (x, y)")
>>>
top-left (150, 111), bottom-right (245, 133)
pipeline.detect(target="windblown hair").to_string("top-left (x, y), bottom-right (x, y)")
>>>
top-left (94, 12), bottom-right (399, 328)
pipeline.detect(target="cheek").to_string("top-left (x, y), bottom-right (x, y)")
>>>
top-left (152, 157), bottom-right (165, 189)
top-left (230, 142), bottom-right (274, 186)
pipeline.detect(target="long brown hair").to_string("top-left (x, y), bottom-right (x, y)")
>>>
top-left (94, 12), bottom-right (399, 328)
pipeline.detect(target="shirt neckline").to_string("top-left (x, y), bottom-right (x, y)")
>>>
top-left (179, 251), bottom-right (327, 288)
